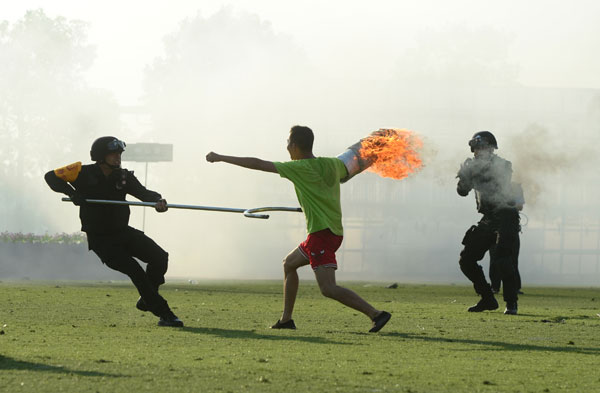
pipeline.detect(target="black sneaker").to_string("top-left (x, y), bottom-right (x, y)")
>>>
top-left (467, 297), bottom-right (499, 312)
top-left (270, 319), bottom-right (296, 329)
top-left (136, 297), bottom-right (150, 312)
top-left (504, 302), bottom-right (518, 315)
top-left (158, 311), bottom-right (184, 327)
top-left (369, 311), bottom-right (391, 333)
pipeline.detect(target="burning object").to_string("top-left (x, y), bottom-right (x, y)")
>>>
top-left (337, 129), bottom-right (424, 182)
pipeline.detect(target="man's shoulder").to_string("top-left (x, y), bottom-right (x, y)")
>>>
top-left (318, 156), bottom-right (340, 163)
top-left (492, 154), bottom-right (511, 165)
top-left (124, 169), bottom-right (139, 183)
top-left (492, 154), bottom-right (512, 171)
top-left (316, 156), bottom-right (345, 168)
top-left (317, 156), bottom-right (340, 162)
top-left (275, 158), bottom-right (316, 171)
top-left (275, 157), bottom-right (344, 178)
top-left (79, 163), bottom-right (101, 176)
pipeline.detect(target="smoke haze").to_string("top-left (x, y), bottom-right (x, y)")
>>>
top-left (1, 2), bottom-right (600, 286)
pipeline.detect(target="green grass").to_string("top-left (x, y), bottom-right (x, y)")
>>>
top-left (1, 281), bottom-right (599, 392)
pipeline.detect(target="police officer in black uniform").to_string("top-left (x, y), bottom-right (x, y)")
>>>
top-left (44, 136), bottom-right (183, 327)
top-left (456, 131), bottom-right (520, 315)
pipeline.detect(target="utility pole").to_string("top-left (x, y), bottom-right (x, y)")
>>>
top-left (122, 143), bottom-right (173, 231)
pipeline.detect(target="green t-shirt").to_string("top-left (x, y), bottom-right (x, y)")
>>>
top-left (274, 157), bottom-right (347, 236)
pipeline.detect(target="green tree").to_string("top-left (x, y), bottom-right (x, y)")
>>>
top-left (0, 9), bottom-right (120, 231)
top-left (143, 7), bottom-right (307, 142)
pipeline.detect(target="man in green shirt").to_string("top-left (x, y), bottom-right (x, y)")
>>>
top-left (206, 125), bottom-right (391, 332)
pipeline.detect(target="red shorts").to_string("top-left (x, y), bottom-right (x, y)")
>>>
top-left (298, 229), bottom-right (343, 271)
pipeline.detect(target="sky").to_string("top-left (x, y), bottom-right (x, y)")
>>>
top-left (2, 0), bottom-right (600, 105)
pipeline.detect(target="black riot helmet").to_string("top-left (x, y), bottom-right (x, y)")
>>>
top-left (468, 131), bottom-right (498, 152)
top-left (90, 136), bottom-right (126, 162)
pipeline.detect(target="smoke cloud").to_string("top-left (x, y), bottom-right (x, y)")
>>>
top-left (508, 124), bottom-right (596, 208)
top-left (1, 4), bottom-right (599, 286)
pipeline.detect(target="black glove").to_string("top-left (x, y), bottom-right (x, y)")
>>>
top-left (70, 192), bottom-right (87, 206)
top-left (155, 198), bottom-right (168, 212)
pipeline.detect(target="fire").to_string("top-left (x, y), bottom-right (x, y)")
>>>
top-left (358, 128), bottom-right (423, 180)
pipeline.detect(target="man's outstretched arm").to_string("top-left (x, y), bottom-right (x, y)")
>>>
top-left (206, 152), bottom-right (277, 173)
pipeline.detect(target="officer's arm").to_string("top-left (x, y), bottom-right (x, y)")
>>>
top-left (44, 170), bottom-right (77, 196)
top-left (126, 172), bottom-right (162, 203)
top-left (45, 161), bottom-right (82, 196)
top-left (126, 174), bottom-right (167, 212)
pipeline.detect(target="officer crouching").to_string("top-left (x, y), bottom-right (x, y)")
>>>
top-left (44, 136), bottom-right (184, 327)
top-left (456, 131), bottom-right (520, 315)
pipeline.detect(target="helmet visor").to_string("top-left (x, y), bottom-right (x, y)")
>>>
top-left (468, 135), bottom-right (489, 151)
top-left (107, 139), bottom-right (126, 152)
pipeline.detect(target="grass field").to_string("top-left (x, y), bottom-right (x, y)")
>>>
top-left (1, 281), bottom-right (599, 392)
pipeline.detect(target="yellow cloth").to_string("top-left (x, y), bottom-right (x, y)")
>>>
top-left (54, 161), bottom-right (82, 182)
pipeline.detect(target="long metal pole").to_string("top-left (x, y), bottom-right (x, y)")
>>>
top-left (61, 198), bottom-right (301, 219)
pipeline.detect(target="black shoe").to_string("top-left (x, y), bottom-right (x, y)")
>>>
top-left (270, 319), bottom-right (296, 329)
top-left (467, 297), bottom-right (499, 312)
top-left (504, 302), bottom-right (518, 315)
top-left (136, 297), bottom-right (150, 312)
top-left (369, 311), bottom-right (391, 333)
top-left (517, 290), bottom-right (524, 295)
top-left (158, 311), bottom-right (184, 327)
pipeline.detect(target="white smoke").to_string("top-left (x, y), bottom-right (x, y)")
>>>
top-left (1, 4), bottom-right (600, 285)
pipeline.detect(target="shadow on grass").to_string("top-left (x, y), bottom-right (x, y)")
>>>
top-left (378, 332), bottom-right (600, 355)
top-left (0, 355), bottom-right (124, 377)
top-left (182, 326), bottom-right (349, 345)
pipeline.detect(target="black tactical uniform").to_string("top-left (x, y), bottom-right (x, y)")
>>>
top-left (44, 136), bottom-right (182, 326)
top-left (457, 131), bottom-right (520, 314)
top-left (490, 233), bottom-right (521, 293)
top-left (490, 182), bottom-right (524, 294)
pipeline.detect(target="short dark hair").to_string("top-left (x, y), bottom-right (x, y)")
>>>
top-left (289, 125), bottom-right (314, 152)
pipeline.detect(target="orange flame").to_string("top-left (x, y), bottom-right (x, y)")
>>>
top-left (358, 128), bottom-right (424, 180)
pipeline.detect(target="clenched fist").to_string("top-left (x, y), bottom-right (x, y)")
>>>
top-left (206, 152), bottom-right (221, 163)
top-left (155, 198), bottom-right (168, 212)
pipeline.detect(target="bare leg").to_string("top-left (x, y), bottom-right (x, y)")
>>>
top-left (314, 267), bottom-right (379, 320)
top-left (280, 248), bottom-right (310, 322)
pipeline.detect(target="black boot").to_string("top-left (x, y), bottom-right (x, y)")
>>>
top-left (504, 301), bottom-right (518, 315)
top-left (158, 310), bottom-right (184, 327)
top-left (468, 296), bottom-right (499, 312)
